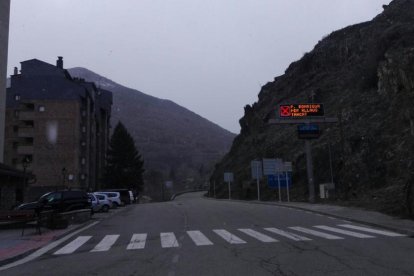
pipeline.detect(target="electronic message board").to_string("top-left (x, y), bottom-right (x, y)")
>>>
top-left (279, 104), bottom-right (324, 118)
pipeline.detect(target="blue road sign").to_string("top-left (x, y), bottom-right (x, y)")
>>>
top-left (268, 173), bottom-right (292, 189)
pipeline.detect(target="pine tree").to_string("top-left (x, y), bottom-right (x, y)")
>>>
top-left (104, 122), bottom-right (145, 191)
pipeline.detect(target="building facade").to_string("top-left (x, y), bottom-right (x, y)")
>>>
top-left (4, 57), bottom-right (112, 200)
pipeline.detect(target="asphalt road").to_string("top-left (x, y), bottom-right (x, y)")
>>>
top-left (2, 192), bottom-right (414, 276)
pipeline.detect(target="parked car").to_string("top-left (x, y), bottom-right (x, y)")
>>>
top-left (95, 192), bottom-right (122, 207)
top-left (88, 193), bottom-right (100, 213)
top-left (16, 190), bottom-right (91, 213)
top-left (98, 189), bottom-right (132, 205)
top-left (93, 193), bottom-right (113, 212)
top-left (129, 190), bottom-right (134, 203)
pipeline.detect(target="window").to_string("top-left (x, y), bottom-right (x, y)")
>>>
top-left (81, 157), bottom-right (86, 165)
top-left (15, 95), bottom-right (20, 101)
top-left (82, 126), bottom-right (86, 133)
top-left (14, 110), bottom-right (19, 118)
top-left (38, 105), bottom-right (45, 112)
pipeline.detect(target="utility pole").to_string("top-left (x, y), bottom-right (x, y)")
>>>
top-left (305, 139), bottom-right (315, 203)
top-left (0, 0), bottom-right (11, 162)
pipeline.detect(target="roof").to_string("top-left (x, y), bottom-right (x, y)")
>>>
top-left (7, 75), bottom-right (86, 108)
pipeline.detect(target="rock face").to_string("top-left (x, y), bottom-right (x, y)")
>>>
top-left (211, 0), bottom-right (414, 217)
top-left (69, 67), bottom-right (235, 197)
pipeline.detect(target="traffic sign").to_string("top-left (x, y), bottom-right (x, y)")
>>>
top-left (297, 124), bottom-right (321, 139)
top-left (267, 173), bottom-right (292, 188)
top-left (251, 160), bottom-right (263, 180)
top-left (263, 158), bottom-right (283, 175)
top-left (279, 104), bottom-right (324, 118)
top-left (224, 172), bottom-right (234, 182)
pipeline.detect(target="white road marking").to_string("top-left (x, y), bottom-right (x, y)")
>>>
top-left (338, 224), bottom-right (406, 237)
top-left (161, 232), bottom-right (179, 248)
top-left (289, 226), bottom-right (344, 240)
top-left (213, 229), bottom-right (246, 244)
top-left (0, 221), bottom-right (99, 271)
top-left (264, 228), bottom-right (311, 241)
top-left (314, 225), bottom-right (375, 238)
top-left (91, 235), bottom-right (120, 252)
top-left (127, 234), bottom-right (147, 250)
top-left (187, 231), bottom-right (213, 246)
top-left (53, 236), bottom-right (92, 255)
top-left (238, 229), bottom-right (278, 243)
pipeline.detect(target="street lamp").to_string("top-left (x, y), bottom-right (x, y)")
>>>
top-left (22, 156), bottom-right (30, 187)
top-left (61, 167), bottom-right (66, 190)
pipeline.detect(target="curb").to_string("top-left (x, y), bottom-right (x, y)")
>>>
top-left (0, 205), bottom-right (130, 267)
top-left (204, 196), bottom-right (414, 237)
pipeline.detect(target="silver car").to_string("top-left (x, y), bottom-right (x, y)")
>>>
top-left (94, 193), bottom-right (113, 212)
top-left (88, 193), bottom-right (101, 213)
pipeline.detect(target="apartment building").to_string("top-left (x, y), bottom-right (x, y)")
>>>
top-left (4, 57), bottom-right (112, 199)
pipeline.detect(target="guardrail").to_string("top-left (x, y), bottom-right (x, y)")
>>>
top-left (170, 189), bottom-right (207, 201)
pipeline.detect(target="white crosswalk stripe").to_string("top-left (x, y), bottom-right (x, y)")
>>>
top-left (49, 224), bottom-right (408, 255)
top-left (187, 231), bottom-right (213, 246)
top-left (54, 236), bottom-right (92, 255)
top-left (127, 234), bottom-right (147, 250)
top-left (161, 232), bottom-right (179, 248)
top-left (238, 229), bottom-right (278, 243)
top-left (213, 229), bottom-right (246, 244)
top-left (289, 227), bottom-right (344, 240)
top-left (91, 235), bottom-right (120, 252)
top-left (314, 225), bottom-right (375, 238)
top-left (338, 224), bottom-right (406, 237)
top-left (264, 228), bottom-right (311, 241)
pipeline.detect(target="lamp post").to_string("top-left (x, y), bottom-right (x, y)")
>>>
top-left (61, 167), bottom-right (66, 190)
top-left (21, 157), bottom-right (30, 204)
top-left (22, 157), bottom-right (29, 186)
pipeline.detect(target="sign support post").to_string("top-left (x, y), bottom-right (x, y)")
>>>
top-left (285, 171), bottom-right (290, 202)
top-left (277, 173), bottom-right (281, 202)
top-left (228, 181), bottom-right (231, 200)
top-left (269, 103), bottom-right (338, 203)
top-left (256, 165), bottom-right (260, 201)
top-left (213, 181), bottom-right (216, 198)
top-left (305, 139), bottom-right (315, 203)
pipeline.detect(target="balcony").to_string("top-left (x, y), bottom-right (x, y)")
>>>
top-left (18, 111), bottom-right (35, 121)
top-left (17, 145), bottom-right (34, 155)
top-left (17, 127), bottom-right (34, 138)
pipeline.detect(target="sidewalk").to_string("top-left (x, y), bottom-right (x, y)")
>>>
top-left (0, 206), bottom-right (127, 266)
top-left (0, 224), bottom-right (80, 265)
top-left (274, 201), bottom-right (414, 236)
top-left (209, 197), bottom-right (414, 236)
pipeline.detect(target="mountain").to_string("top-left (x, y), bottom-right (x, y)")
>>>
top-left (210, 0), bottom-right (414, 217)
top-left (68, 67), bottom-right (235, 198)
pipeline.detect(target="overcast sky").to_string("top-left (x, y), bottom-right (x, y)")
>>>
top-left (7, 0), bottom-right (391, 133)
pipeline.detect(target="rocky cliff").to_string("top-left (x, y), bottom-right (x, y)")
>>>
top-left (211, 0), bottom-right (414, 217)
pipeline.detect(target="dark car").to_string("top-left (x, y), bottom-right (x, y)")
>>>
top-left (16, 190), bottom-right (91, 213)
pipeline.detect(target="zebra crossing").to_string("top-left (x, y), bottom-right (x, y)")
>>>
top-left (52, 224), bottom-right (406, 255)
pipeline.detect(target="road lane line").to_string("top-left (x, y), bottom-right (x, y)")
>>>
top-left (91, 235), bottom-right (120, 252)
top-left (127, 234), bottom-right (147, 250)
top-left (289, 227), bottom-right (344, 240)
top-left (213, 229), bottom-right (246, 244)
top-left (338, 224), bottom-right (406, 237)
top-left (53, 236), bottom-right (92, 255)
top-left (314, 226), bottom-right (375, 238)
top-left (187, 231), bottom-right (213, 246)
top-left (264, 228), bottom-right (311, 241)
top-left (161, 232), bottom-right (179, 248)
top-left (238, 229), bottom-right (278, 243)
top-left (0, 221), bottom-right (100, 271)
